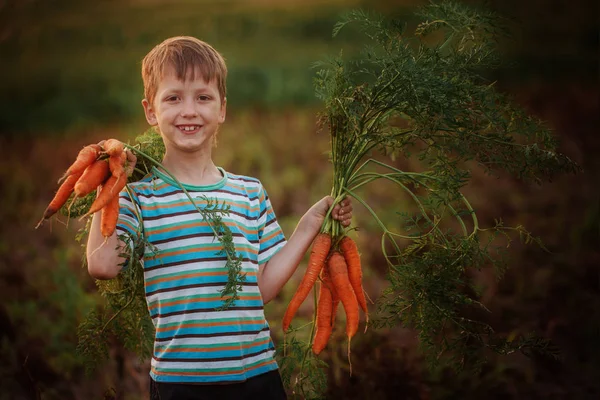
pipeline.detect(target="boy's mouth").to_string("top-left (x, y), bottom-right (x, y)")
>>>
top-left (177, 125), bottom-right (201, 134)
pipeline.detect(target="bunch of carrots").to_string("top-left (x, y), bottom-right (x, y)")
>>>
top-left (36, 139), bottom-right (132, 239)
top-left (282, 230), bottom-right (368, 368)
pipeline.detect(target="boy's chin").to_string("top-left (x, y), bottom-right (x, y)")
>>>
top-left (169, 140), bottom-right (213, 154)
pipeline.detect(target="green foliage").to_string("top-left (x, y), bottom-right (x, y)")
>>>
top-left (199, 196), bottom-right (247, 309)
top-left (278, 336), bottom-right (329, 400)
top-left (130, 127), bottom-right (166, 182)
top-left (59, 192), bottom-right (95, 219)
top-left (282, 1), bottom-right (582, 393)
top-left (317, 5), bottom-right (579, 187)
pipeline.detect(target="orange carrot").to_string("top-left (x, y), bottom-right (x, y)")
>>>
top-left (103, 139), bottom-right (124, 156)
top-left (328, 250), bottom-right (359, 375)
top-left (331, 279), bottom-right (340, 327)
top-left (80, 173), bottom-right (126, 219)
top-left (58, 144), bottom-right (101, 183)
top-left (108, 152), bottom-right (126, 176)
top-left (36, 171), bottom-right (84, 228)
top-left (340, 236), bottom-right (368, 316)
top-left (100, 192), bottom-right (120, 238)
top-left (324, 262), bottom-right (340, 326)
top-left (109, 151), bottom-right (127, 188)
top-left (282, 233), bottom-right (332, 332)
top-left (74, 159), bottom-right (110, 197)
top-left (312, 267), bottom-right (335, 355)
top-left (328, 250), bottom-right (359, 340)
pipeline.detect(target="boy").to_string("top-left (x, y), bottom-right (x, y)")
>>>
top-left (86, 36), bottom-right (352, 399)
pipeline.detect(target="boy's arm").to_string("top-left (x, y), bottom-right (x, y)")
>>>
top-left (87, 212), bottom-right (128, 279)
top-left (258, 196), bottom-right (352, 304)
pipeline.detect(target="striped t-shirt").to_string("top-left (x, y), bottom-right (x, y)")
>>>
top-left (115, 166), bottom-right (287, 384)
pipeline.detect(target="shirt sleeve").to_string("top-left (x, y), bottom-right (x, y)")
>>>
top-left (257, 183), bottom-right (286, 265)
top-left (116, 187), bottom-right (142, 251)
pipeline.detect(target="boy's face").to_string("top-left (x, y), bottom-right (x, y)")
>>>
top-left (142, 65), bottom-right (226, 156)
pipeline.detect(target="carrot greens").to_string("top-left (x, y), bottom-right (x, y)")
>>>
top-left (282, 2), bottom-right (577, 396)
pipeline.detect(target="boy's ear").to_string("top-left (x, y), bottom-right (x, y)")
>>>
top-left (219, 97), bottom-right (227, 123)
top-left (142, 99), bottom-right (158, 126)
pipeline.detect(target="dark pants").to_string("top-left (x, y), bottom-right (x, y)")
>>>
top-left (150, 369), bottom-right (287, 400)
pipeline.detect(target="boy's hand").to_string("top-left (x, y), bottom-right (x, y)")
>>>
top-left (300, 196), bottom-right (353, 235)
top-left (124, 149), bottom-right (137, 177)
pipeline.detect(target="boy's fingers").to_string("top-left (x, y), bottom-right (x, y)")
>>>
top-left (124, 149), bottom-right (137, 176)
top-left (125, 149), bottom-right (137, 164)
top-left (324, 196), bottom-right (353, 220)
top-left (334, 205), bottom-right (343, 217)
top-left (341, 204), bottom-right (352, 214)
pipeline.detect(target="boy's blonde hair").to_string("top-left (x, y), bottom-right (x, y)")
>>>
top-left (141, 36), bottom-right (227, 105)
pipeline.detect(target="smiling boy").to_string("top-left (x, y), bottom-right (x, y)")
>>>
top-left (86, 36), bottom-right (352, 399)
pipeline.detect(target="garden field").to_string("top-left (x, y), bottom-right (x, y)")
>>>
top-left (0, 0), bottom-right (598, 399)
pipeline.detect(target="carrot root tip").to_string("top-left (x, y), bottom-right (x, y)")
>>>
top-left (347, 340), bottom-right (353, 376)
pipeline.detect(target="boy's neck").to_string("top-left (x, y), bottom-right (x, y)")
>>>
top-left (160, 151), bottom-right (222, 186)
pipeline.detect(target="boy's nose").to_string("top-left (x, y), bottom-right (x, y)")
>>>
top-left (180, 100), bottom-right (198, 117)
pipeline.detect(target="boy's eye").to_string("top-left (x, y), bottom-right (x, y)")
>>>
top-left (198, 95), bottom-right (211, 101)
top-left (166, 96), bottom-right (179, 102)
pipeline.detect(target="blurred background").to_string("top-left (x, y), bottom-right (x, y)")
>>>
top-left (0, 0), bottom-right (597, 399)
